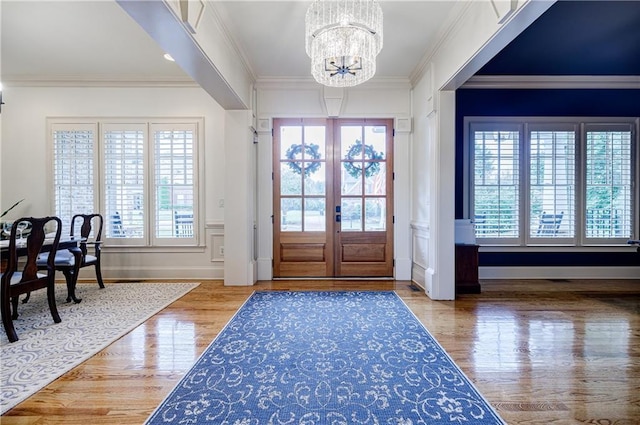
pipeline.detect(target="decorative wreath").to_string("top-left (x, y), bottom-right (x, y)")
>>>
top-left (285, 143), bottom-right (322, 176)
top-left (343, 140), bottom-right (384, 179)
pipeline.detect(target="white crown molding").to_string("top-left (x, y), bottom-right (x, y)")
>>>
top-left (206, 2), bottom-right (257, 83)
top-left (410, 0), bottom-right (473, 86)
top-left (462, 75), bottom-right (640, 89)
top-left (2, 75), bottom-right (199, 88)
top-left (255, 76), bottom-right (411, 91)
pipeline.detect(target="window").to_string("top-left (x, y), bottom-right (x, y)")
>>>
top-left (584, 124), bottom-right (634, 243)
top-left (52, 124), bottom-right (97, 236)
top-left (472, 124), bottom-right (520, 243)
top-left (528, 125), bottom-right (576, 243)
top-left (468, 118), bottom-right (637, 246)
top-left (49, 119), bottom-right (202, 246)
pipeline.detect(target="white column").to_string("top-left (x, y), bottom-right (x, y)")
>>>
top-left (425, 91), bottom-right (456, 300)
top-left (256, 118), bottom-right (274, 281)
top-left (224, 110), bottom-right (257, 286)
top-left (394, 117), bottom-right (412, 280)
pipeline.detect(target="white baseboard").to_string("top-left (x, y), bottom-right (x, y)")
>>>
top-left (480, 266), bottom-right (640, 280)
top-left (395, 257), bottom-right (412, 280)
top-left (257, 258), bottom-right (273, 280)
top-left (411, 263), bottom-right (426, 288)
top-left (99, 265), bottom-right (224, 280)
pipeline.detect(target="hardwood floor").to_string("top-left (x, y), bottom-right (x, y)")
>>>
top-left (2, 279), bottom-right (639, 424)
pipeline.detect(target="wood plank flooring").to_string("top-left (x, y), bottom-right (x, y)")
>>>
top-left (2, 279), bottom-right (639, 424)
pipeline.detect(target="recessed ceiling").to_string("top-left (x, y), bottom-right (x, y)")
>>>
top-left (3, 1), bottom-right (637, 88)
top-left (213, 1), bottom-right (457, 81)
top-left (477, 0), bottom-right (640, 76)
top-left (1, 0), bottom-right (190, 82)
top-left (1, 0), bottom-right (456, 84)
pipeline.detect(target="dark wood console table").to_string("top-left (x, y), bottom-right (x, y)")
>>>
top-left (455, 243), bottom-right (481, 295)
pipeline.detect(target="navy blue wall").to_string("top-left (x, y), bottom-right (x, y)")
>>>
top-left (456, 88), bottom-right (640, 267)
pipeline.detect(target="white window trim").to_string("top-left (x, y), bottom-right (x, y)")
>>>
top-left (465, 116), bottom-right (638, 248)
top-left (47, 117), bottom-right (205, 248)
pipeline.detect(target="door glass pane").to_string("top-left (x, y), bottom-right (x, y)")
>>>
top-left (341, 198), bottom-right (362, 231)
top-left (280, 126), bottom-right (302, 159)
top-left (281, 198), bottom-right (302, 232)
top-left (341, 126), bottom-right (363, 159)
top-left (304, 162), bottom-right (325, 196)
top-left (364, 125), bottom-right (387, 159)
top-left (364, 162), bottom-right (386, 195)
top-left (305, 198), bottom-right (325, 231)
top-left (304, 126), bottom-right (326, 159)
top-left (365, 198), bottom-right (386, 231)
top-left (281, 162), bottom-right (302, 195)
top-left (341, 166), bottom-right (362, 196)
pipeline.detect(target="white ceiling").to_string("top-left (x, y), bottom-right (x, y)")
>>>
top-left (1, 0), bottom-right (457, 85)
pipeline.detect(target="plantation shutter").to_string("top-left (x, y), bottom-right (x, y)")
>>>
top-left (528, 125), bottom-right (576, 242)
top-left (584, 124), bottom-right (634, 244)
top-left (52, 123), bottom-right (97, 236)
top-left (472, 123), bottom-right (521, 244)
top-left (151, 123), bottom-right (197, 245)
top-left (102, 124), bottom-right (146, 245)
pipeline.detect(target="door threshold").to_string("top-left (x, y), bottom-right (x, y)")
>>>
top-left (272, 277), bottom-right (395, 281)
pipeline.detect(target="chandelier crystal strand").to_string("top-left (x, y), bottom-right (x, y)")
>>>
top-left (305, 0), bottom-right (383, 87)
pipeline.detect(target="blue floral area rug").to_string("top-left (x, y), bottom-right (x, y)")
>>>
top-left (146, 291), bottom-right (505, 424)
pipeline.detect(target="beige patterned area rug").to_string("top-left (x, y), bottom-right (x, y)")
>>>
top-left (0, 281), bottom-right (200, 414)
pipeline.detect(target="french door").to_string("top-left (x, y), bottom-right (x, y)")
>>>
top-left (273, 118), bottom-right (394, 277)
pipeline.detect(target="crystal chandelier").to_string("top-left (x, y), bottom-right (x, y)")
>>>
top-left (305, 0), bottom-right (383, 87)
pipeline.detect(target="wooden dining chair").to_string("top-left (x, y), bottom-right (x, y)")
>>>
top-left (37, 214), bottom-right (105, 300)
top-left (1, 216), bottom-right (62, 342)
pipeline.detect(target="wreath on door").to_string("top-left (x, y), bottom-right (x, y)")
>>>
top-left (343, 140), bottom-right (384, 178)
top-left (285, 143), bottom-right (322, 176)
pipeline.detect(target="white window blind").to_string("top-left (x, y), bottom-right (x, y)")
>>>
top-left (52, 124), bottom-right (97, 236)
top-left (468, 117), bottom-right (637, 247)
top-left (473, 126), bottom-right (520, 242)
top-left (152, 125), bottom-right (195, 243)
top-left (50, 118), bottom-right (201, 247)
top-left (584, 125), bottom-right (633, 242)
top-left (529, 127), bottom-right (576, 241)
top-left (103, 125), bottom-right (145, 242)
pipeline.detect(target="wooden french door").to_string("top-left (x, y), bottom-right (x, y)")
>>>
top-left (273, 118), bottom-right (394, 278)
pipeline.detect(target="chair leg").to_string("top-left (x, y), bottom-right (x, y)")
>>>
top-left (2, 294), bottom-right (18, 342)
top-left (47, 282), bottom-right (61, 324)
top-left (95, 262), bottom-right (105, 289)
top-left (22, 292), bottom-right (31, 304)
top-left (62, 269), bottom-right (82, 304)
top-left (11, 296), bottom-right (19, 320)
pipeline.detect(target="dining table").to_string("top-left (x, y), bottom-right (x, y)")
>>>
top-left (1, 236), bottom-right (85, 303)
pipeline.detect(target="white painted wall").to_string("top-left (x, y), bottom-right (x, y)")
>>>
top-left (254, 81), bottom-right (413, 281)
top-left (1, 1), bottom-right (561, 288)
top-left (410, 0), bottom-right (555, 299)
top-left (0, 85), bottom-right (227, 280)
